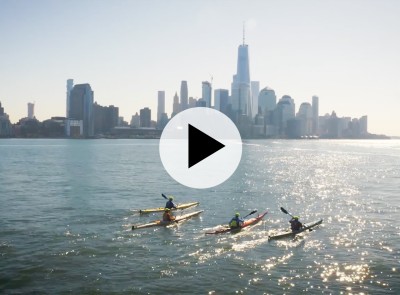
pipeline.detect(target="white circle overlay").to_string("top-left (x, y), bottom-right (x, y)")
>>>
top-left (159, 107), bottom-right (242, 189)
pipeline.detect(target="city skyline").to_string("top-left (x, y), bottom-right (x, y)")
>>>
top-left (1, 0), bottom-right (400, 136)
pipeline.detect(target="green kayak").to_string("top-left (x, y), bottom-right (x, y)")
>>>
top-left (269, 219), bottom-right (323, 240)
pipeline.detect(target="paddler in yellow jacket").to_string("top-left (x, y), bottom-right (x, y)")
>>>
top-left (163, 208), bottom-right (176, 222)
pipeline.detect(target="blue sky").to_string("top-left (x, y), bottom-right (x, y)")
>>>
top-left (1, 0), bottom-right (399, 135)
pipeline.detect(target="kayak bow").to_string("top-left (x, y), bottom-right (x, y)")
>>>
top-left (205, 211), bottom-right (268, 235)
top-left (132, 210), bottom-right (203, 230)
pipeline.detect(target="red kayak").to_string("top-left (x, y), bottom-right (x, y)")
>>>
top-left (205, 211), bottom-right (268, 234)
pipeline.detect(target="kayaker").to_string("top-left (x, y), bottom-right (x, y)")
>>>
top-left (289, 216), bottom-right (303, 232)
top-left (162, 208), bottom-right (176, 222)
top-left (229, 212), bottom-right (244, 229)
top-left (165, 196), bottom-right (177, 210)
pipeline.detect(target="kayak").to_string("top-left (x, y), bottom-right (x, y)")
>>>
top-left (132, 210), bottom-right (204, 230)
top-left (138, 202), bottom-right (200, 214)
top-left (268, 219), bottom-right (323, 240)
top-left (205, 211), bottom-right (268, 234)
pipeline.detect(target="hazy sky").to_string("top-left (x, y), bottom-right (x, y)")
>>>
top-left (1, 0), bottom-right (399, 136)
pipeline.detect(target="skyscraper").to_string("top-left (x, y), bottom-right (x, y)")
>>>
top-left (258, 87), bottom-right (277, 115)
top-left (312, 95), bottom-right (319, 135)
top-left (140, 107), bottom-right (151, 127)
top-left (214, 89), bottom-right (229, 114)
top-left (27, 102), bottom-right (35, 119)
top-left (202, 81), bottom-right (212, 108)
top-left (157, 91), bottom-right (165, 122)
top-left (180, 81), bottom-right (188, 111)
top-left (231, 42), bottom-right (252, 119)
top-left (251, 81), bottom-right (259, 118)
top-left (66, 79), bottom-right (74, 118)
top-left (68, 83), bottom-right (94, 137)
top-left (172, 92), bottom-right (180, 117)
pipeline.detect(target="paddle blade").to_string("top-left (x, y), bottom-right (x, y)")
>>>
top-left (280, 207), bottom-right (289, 214)
top-left (243, 210), bottom-right (258, 219)
top-left (162, 193), bottom-right (168, 199)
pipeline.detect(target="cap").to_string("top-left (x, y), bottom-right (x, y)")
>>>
top-left (235, 212), bottom-right (240, 217)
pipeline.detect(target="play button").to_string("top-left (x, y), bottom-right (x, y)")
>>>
top-left (188, 124), bottom-right (225, 168)
top-left (159, 107), bottom-right (242, 189)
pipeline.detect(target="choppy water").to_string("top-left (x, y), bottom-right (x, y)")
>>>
top-left (0, 139), bottom-right (399, 294)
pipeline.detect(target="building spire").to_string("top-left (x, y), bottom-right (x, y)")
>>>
top-left (243, 21), bottom-right (245, 45)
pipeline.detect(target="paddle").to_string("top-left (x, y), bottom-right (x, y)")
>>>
top-left (280, 207), bottom-right (311, 231)
top-left (161, 193), bottom-right (168, 200)
top-left (243, 210), bottom-right (257, 219)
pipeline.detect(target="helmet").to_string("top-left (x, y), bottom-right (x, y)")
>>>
top-left (169, 196), bottom-right (174, 200)
top-left (235, 212), bottom-right (240, 217)
top-left (164, 208), bottom-right (170, 212)
top-left (294, 216), bottom-right (299, 220)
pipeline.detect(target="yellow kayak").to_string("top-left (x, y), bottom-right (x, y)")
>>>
top-left (138, 202), bottom-right (200, 214)
top-left (132, 210), bottom-right (204, 230)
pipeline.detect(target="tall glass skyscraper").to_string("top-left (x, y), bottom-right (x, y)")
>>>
top-left (180, 81), bottom-right (188, 111)
top-left (157, 91), bottom-right (165, 122)
top-left (231, 43), bottom-right (252, 119)
top-left (66, 79), bottom-right (74, 118)
top-left (69, 83), bottom-right (94, 137)
top-left (312, 95), bottom-right (319, 135)
top-left (202, 81), bottom-right (212, 108)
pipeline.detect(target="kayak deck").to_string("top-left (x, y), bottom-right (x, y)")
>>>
top-left (268, 219), bottom-right (323, 240)
top-left (139, 202), bottom-right (200, 214)
top-left (132, 210), bottom-right (204, 230)
top-left (205, 211), bottom-right (268, 235)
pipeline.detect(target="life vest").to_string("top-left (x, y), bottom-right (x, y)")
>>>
top-left (229, 217), bottom-right (241, 228)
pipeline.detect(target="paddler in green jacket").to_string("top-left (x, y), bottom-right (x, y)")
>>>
top-left (229, 212), bottom-right (244, 229)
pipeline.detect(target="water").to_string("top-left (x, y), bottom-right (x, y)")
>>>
top-left (0, 139), bottom-right (399, 294)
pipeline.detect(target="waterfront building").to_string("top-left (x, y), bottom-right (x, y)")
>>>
top-left (172, 92), bottom-right (180, 117)
top-left (251, 81), bottom-right (259, 119)
top-left (93, 102), bottom-right (119, 135)
top-left (140, 107), bottom-right (151, 128)
top-left (202, 81), bottom-right (212, 108)
top-left (360, 116), bottom-right (368, 135)
top-left (312, 95), bottom-right (319, 135)
top-left (27, 102), bottom-right (35, 119)
top-left (327, 111), bottom-right (342, 138)
top-left (214, 89), bottom-right (229, 114)
top-left (274, 95), bottom-right (295, 136)
top-left (189, 97), bottom-right (197, 108)
top-left (180, 81), bottom-right (188, 111)
top-left (157, 113), bottom-right (169, 130)
top-left (0, 102), bottom-right (12, 137)
top-left (130, 112), bottom-right (140, 128)
top-left (258, 87), bottom-right (276, 115)
top-left (68, 83), bottom-right (94, 137)
top-left (66, 79), bottom-right (74, 118)
top-left (196, 99), bottom-right (206, 107)
top-left (157, 91), bottom-right (165, 122)
top-left (297, 102), bottom-right (313, 136)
